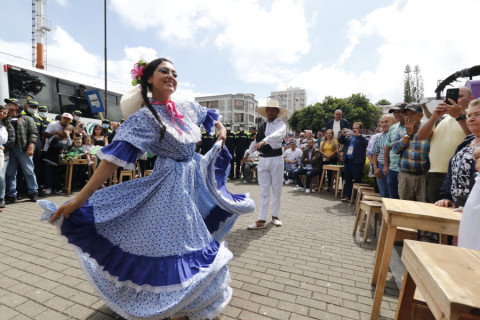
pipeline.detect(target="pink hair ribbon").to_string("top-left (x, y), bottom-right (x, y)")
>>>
top-left (151, 101), bottom-right (185, 134)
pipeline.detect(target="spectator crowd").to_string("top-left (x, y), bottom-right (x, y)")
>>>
top-left (0, 98), bottom-right (136, 209)
top-left (2, 87), bottom-right (479, 226)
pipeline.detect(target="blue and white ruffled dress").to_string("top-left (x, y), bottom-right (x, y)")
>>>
top-left (38, 101), bottom-right (255, 320)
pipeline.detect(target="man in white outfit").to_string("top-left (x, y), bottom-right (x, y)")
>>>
top-left (242, 99), bottom-right (287, 229)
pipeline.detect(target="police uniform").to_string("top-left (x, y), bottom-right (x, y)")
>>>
top-left (199, 130), bottom-right (216, 155)
top-left (225, 126), bottom-right (236, 179)
top-left (234, 125), bottom-right (251, 179)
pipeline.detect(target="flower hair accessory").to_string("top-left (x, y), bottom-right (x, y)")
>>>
top-left (130, 59), bottom-right (148, 86)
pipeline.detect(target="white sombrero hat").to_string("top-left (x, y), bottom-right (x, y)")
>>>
top-left (257, 99), bottom-right (288, 119)
top-left (120, 86), bottom-right (148, 119)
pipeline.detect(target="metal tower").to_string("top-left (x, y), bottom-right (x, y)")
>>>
top-left (32, 0), bottom-right (51, 70)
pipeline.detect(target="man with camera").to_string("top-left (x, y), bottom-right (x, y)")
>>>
top-left (417, 86), bottom-right (473, 203)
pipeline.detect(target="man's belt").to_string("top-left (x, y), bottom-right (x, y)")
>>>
top-left (259, 148), bottom-right (283, 158)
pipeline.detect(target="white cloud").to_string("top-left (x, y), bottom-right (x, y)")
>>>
top-left (51, 0), bottom-right (68, 7)
top-left (111, 0), bottom-right (311, 84)
top-left (285, 0), bottom-right (480, 105)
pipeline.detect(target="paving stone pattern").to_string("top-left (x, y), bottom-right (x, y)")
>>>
top-left (0, 182), bottom-right (399, 319)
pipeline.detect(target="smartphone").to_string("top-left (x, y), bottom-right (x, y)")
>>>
top-left (445, 88), bottom-right (459, 105)
top-left (419, 98), bottom-right (429, 104)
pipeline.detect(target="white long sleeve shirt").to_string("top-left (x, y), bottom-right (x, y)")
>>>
top-left (248, 118), bottom-right (286, 154)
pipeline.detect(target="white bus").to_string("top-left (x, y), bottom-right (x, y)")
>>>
top-left (0, 60), bottom-right (125, 133)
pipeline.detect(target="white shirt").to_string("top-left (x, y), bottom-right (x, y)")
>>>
top-left (248, 118), bottom-right (286, 154)
top-left (0, 125), bottom-right (7, 150)
top-left (43, 121), bottom-right (64, 151)
top-left (333, 120), bottom-right (341, 136)
top-left (283, 148), bottom-right (302, 164)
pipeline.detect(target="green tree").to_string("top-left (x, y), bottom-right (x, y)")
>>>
top-left (403, 64), bottom-right (424, 102)
top-left (376, 99), bottom-right (391, 105)
top-left (287, 93), bottom-right (382, 132)
top-left (403, 64), bottom-right (414, 103)
top-left (412, 65), bottom-right (424, 101)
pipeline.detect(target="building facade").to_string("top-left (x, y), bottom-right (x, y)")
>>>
top-left (195, 93), bottom-right (258, 131)
top-left (270, 87), bottom-right (307, 116)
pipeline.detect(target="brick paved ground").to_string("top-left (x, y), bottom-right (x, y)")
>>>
top-left (0, 182), bottom-right (399, 319)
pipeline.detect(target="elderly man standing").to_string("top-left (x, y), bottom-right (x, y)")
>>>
top-left (4, 98), bottom-right (39, 203)
top-left (326, 109), bottom-right (351, 137)
top-left (383, 102), bottom-right (407, 199)
top-left (417, 86), bottom-right (473, 203)
top-left (372, 115), bottom-right (396, 197)
top-left (242, 99), bottom-right (287, 229)
top-left (391, 103), bottom-right (431, 202)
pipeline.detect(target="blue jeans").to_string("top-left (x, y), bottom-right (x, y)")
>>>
top-left (294, 167), bottom-right (320, 189)
top-left (284, 163), bottom-right (297, 180)
top-left (387, 169), bottom-right (399, 199)
top-left (376, 163), bottom-right (390, 198)
top-left (6, 145), bottom-right (38, 196)
top-left (0, 158), bottom-right (8, 199)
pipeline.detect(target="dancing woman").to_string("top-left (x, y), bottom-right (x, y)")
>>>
top-left (39, 58), bottom-right (254, 320)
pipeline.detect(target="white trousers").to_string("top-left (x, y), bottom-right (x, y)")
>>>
top-left (257, 155), bottom-right (284, 221)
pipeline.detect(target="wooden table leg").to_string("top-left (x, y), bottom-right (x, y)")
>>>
top-left (334, 170), bottom-right (340, 198)
top-left (67, 162), bottom-right (74, 194)
top-left (372, 219), bottom-right (387, 286)
top-left (440, 233), bottom-right (448, 244)
top-left (318, 169), bottom-right (327, 194)
top-left (370, 224), bottom-right (397, 320)
top-left (394, 270), bottom-right (416, 320)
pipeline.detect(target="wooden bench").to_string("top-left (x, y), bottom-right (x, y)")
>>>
top-left (118, 170), bottom-right (134, 183)
top-left (394, 240), bottom-right (480, 320)
top-left (350, 182), bottom-right (371, 203)
top-left (353, 200), bottom-right (382, 242)
top-left (318, 164), bottom-right (344, 198)
top-left (144, 169), bottom-right (153, 177)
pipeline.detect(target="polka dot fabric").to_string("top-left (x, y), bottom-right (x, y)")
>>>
top-left (39, 101), bottom-right (255, 320)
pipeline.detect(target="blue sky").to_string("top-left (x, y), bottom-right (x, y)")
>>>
top-left (1, 0), bottom-right (479, 106)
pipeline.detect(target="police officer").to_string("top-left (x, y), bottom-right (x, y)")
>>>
top-left (199, 126), bottom-right (216, 155)
top-left (22, 100), bottom-right (47, 194)
top-left (235, 123), bottom-right (251, 179)
top-left (249, 126), bottom-right (257, 141)
top-left (225, 123), bottom-right (237, 179)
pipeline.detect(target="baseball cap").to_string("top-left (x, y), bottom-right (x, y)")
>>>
top-left (4, 98), bottom-right (20, 106)
top-left (102, 119), bottom-right (110, 123)
top-left (402, 103), bottom-right (423, 114)
top-left (61, 113), bottom-right (73, 120)
top-left (38, 105), bottom-right (48, 111)
top-left (73, 110), bottom-right (82, 115)
top-left (388, 102), bottom-right (407, 113)
top-left (26, 100), bottom-right (39, 107)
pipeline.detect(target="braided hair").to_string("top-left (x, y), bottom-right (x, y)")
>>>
top-left (140, 58), bottom-right (173, 141)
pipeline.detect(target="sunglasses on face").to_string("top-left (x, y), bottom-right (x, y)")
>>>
top-left (0, 111), bottom-right (8, 114)
top-left (158, 67), bottom-right (178, 78)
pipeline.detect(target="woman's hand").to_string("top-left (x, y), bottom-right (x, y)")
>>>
top-left (215, 123), bottom-right (226, 147)
top-left (50, 197), bottom-right (84, 223)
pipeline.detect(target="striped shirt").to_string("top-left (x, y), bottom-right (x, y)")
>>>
top-left (391, 125), bottom-right (431, 175)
